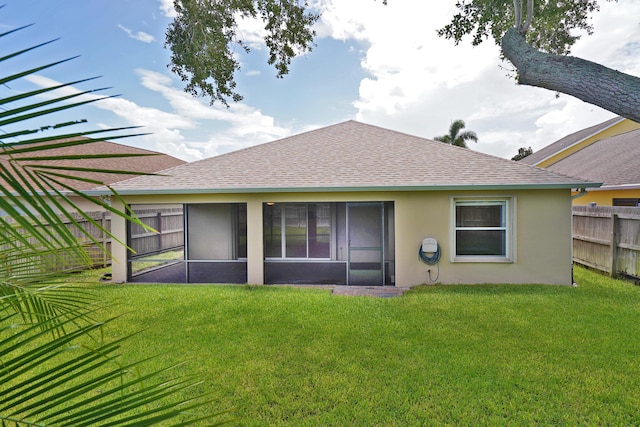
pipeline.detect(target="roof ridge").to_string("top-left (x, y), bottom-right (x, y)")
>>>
top-left (177, 120), bottom-right (376, 166)
top-left (93, 139), bottom-right (176, 156)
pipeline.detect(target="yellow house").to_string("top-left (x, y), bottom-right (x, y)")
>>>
top-left (519, 117), bottom-right (640, 206)
top-left (91, 121), bottom-right (599, 287)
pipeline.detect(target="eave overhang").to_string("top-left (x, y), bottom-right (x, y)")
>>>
top-left (532, 117), bottom-right (625, 167)
top-left (587, 183), bottom-right (640, 191)
top-left (85, 181), bottom-right (602, 197)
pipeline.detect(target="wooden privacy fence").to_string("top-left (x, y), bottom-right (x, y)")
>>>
top-left (1, 211), bottom-right (112, 273)
top-left (66, 210), bottom-right (112, 268)
top-left (128, 207), bottom-right (184, 257)
top-left (3, 207), bottom-right (184, 272)
top-left (573, 206), bottom-right (640, 280)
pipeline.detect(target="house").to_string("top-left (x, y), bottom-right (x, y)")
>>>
top-left (519, 117), bottom-right (640, 206)
top-left (0, 136), bottom-right (186, 213)
top-left (93, 121), bottom-right (599, 287)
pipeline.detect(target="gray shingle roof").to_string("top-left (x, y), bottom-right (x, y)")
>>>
top-left (546, 128), bottom-right (640, 187)
top-left (520, 116), bottom-right (623, 165)
top-left (105, 121), bottom-right (598, 194)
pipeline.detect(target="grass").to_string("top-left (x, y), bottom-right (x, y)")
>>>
top-left (82, 266), bottom-right (640, 426)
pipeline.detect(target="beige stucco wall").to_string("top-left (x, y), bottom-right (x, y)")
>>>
top-left (110, 188), bottom-right (573, 286)
top-left (394, 189), bottom-right (572, 285)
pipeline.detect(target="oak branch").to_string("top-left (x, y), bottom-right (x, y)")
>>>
top-left (502, 27), bottom-right (640, 123)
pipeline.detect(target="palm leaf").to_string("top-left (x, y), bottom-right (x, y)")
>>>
top-left (0, 12), bottom-right (230, 426)
top-left (0, 86), bottom-right (112, 122)
top-left (1, 124), bottom-right (139, 141)
top-left (0, 56), bottom-right (79, 87)
top-left (0, 36), bottom-right (57, 64)
top-left (0, 77), bottom-right (101, 106)
top-left (0, 93), bottom-right (119, 128)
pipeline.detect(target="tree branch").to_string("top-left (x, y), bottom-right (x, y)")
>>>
top-left (513, 0), bottom-right (523, 30)
top-left (501, 27), bottom-right (640, 123)
top-left (522, 0), bottom-right (533, 33)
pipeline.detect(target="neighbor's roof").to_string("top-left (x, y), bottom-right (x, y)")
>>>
top-left (98, 121), bottom-right (599, 195)
top-left (546, 128), bottom-right (640, 189)
top-left (0, 137), bottom-right (186, 191)
top-left (519, 116), bottom-right (624, 166)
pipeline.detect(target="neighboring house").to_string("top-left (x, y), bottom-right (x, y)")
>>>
top-left (519, 117), bottom-right (640, 206)
top-left (92, 121), bottom-right (599, 287)
top-left (0, 137), bottom-right (186, 213)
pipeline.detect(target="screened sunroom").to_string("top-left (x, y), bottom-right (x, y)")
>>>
top-left (127, 203), bottom-right (247, 283)
top-left (126, 201), bottom-right (395, 286)
top-left (263, 201), bottom-right (395, 285)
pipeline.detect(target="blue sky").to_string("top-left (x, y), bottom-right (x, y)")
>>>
top-left (3, 0), bottom-right (640, 162)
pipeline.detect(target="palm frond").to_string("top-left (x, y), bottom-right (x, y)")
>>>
top-left (0, 86), bottom-right (111, 122)
top-left (0, 56), bottom-right (79, 87)
top-left (1, 125), bottom-right (140, 142)
top-left (0, 10), bottom-right (228, 426)
top-left (0, 37), bottom-right (58, 64)
top-left (0, 77), bottom-right (101, 107)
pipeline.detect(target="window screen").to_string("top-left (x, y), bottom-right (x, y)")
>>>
top-left (264, 203), bottom-right (331, 259)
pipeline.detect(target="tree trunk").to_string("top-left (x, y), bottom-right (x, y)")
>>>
top-left (501, 27), bottom-right (640, 123)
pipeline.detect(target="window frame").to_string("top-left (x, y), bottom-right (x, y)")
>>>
top-left (613, 198), bottom-right (640, 207)
top-left (263, 202), bottom-right (332, 260)
top-left (450, 196), bottom-right (515, 263)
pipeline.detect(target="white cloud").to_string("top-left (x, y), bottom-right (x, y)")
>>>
top-left (314, 0), bottom-right (640, 159)
top-left (24, 74), bottom-right (201, 160)
top-left (142, 127), bottom-right (204, 162)
top-left (573, 1), bottom-right (640, 76)
top-left (25, 74), bottom-right (191, 128)
top-left (23, 70), bottom-right (292, 162)
top-left (235, 13), bottom-right (268, 49)
top-left (157, 0), bottom-right (176, 18)
top-left (135, 69), bottom-right (289, 141)
top-left (24, 1), bottom-right (640, 165)
top-left (138, 0), bottom-right (640, 161)
top-left (117, 24), bottom-right (155, 43)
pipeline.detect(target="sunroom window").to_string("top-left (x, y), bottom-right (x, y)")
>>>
top-left (264, 203), bottom-right (331, 259)
top-left (453, 198), bottom-right (513, 262)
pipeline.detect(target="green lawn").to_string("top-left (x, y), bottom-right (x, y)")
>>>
top-left (90, 266), bottom-right (640, 426)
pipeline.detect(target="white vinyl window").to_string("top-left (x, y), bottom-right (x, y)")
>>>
top-left (452, 198), bottom-right (514, 262)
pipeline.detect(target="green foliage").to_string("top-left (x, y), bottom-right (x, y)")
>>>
top-left (433, 119), bottom-right (478, 148)
top-left (163, 0), bottom-right (634, 122)
top-left (0, 11), bottom-right (228, 426)
top-left (165, 0), bottom-right (319, 106)
top-left (94, 265), bottom-right (640, 426)
top-left (437, 0), bottom-right (604, 55)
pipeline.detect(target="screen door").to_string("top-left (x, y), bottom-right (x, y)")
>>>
top-left (346, 202), bottom-right (384, 285)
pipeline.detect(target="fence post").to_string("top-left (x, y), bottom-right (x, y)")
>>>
top-left (157, 211), bottom-right (163, 252)
top-left (102, 211), bottom-right (108, 268)
top-left (610, 213), bottom-right (619, 277)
